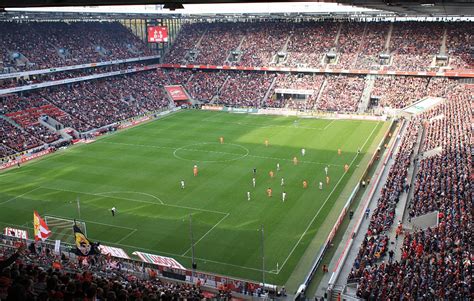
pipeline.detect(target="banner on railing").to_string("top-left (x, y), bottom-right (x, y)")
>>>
top-left (133, 251), bottom-right (186, 270)
top-left (164, 85), bottom-right (189, 101)
top-left (99, 245), bottom-right (131, 259)
top-left (4, 227), bottom-right (28, 239)
top-left (0, 149), bottom-right (52, 170)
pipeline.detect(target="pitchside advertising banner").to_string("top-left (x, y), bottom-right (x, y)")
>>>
top-left (147, 26), bottom-right (169, 43)
top-left (164, 85), bottom-right (189, 101)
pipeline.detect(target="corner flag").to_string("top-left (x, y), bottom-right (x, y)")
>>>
top-left (33, 211), bottom-right (51, 241)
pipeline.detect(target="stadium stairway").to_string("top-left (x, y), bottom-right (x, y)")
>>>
top-left (262, 76), bottom-right (278, 106)
top-left (384, 23), bottom-right (394, 53)
top-left (387, 122), bottom-right (424, 261)
top-left (351, 23), bottom-right (369, 69)
top-left (312, 77), bottom-right (328, 110)
top-left (211, 75), bottom-right (231, 104)
top-left (225, 36), bottom-right (246, 64)
top-left (314, 121), bottom-right (409, 300)
top-left (439, 26), bottom-right (448, 55)
top-left (333, 23), bottom-right (343, 47)
top-left (357, 75), bottom-right (376, 113)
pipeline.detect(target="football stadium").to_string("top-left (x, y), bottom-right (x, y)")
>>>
top-left (0, 1), bottom-right (472, 300)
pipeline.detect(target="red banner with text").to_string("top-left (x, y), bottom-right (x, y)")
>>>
top-left (164, 85), bottom-right (189, 101)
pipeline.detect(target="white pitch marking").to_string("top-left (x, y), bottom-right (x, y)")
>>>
top-left (96, 191), bottom-right (164, 205)
top-left (115, 228), bottom-right (138, 244)
top-left (44, 214), bottom-right (137, 230)
top-left (276, 122), bottom-right (380, 273)
top-left (181, 213), bottom-right (230, 256)
top-left (0, 187), bottom-right (41, 205)
top-left (39, 186), bottom-right (229, 216)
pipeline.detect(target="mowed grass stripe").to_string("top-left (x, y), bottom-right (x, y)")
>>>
top-left (0, 111), bottom-right (385, 284)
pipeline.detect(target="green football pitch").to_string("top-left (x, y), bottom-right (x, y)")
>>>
top-left (0, 110), bottom-right (388, 285)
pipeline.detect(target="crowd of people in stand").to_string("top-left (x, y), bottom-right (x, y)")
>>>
top-left (0, 242), bottom-right (212, 301)
top-left (264, 73), bottom-right (325, 109)
top-left (0, 22), bottom-right (152, 72)
top-left (352, 85), bottom-right (472, 300)
top-left (164, 21), bottom-right (473, 71)
top-left (389, 22), bottom-right (444, 71)
top-left (0, 70), bottom-right (173, 158)
top-left (371, 76), bottom-right (457, 109)
top-left (0, 62), bottom-right (151, 90)
top-left (354, 23), bottom-right (389, 69)
top-left (285, 22), bottom-right (339, 68)
top-left (348, 120), bottom-right (420, 283)
top-left (42, 71), bottom-right (171, 131)
top-left (0, 119), bottom-right (43, 157)
top-left (317, 75), bottom-right (365, 112)
top-left (183, 71), bottom-right (228, 102)
top-left (216, 72), bottom-right (275, 107)
top-left (446, 22), bottom-right (473, 70)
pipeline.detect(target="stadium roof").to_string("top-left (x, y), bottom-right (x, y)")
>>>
top-left (1, 1), bottom-right (473, 18)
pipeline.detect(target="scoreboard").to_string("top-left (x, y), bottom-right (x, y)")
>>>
top-left (147, 26), bottom-right (169, 43)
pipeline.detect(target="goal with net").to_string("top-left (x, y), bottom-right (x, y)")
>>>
top-left (44, 216), bottom-right (87, 244)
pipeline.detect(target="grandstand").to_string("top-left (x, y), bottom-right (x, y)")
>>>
top-left (0, 1), bottom-right (472, 300)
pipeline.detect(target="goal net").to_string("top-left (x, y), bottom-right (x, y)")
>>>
top-left (44, 216), bottom-right (87, 244)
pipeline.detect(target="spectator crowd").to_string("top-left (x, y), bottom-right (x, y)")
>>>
top-left (351, 85), bottom-right (472, 300)
top-left (164, 21), bottom-right (473, 71)
top-left (1, 22), bottom-right (153, 72)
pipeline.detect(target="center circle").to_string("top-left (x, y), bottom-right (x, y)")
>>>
top-left (173, 142), bottom-right (249, 163)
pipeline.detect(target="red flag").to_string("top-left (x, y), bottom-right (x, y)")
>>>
top-left (33, 211), bottom-right (51, 241)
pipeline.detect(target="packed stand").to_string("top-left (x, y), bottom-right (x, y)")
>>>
top-left (237, 22), bottom-right (290, 67)
top-left (0, 119), bottom-right (43, 154)
top-left (409, 89), bottom-right (471, 218)
top-left (266, 73), bottom-right (325, 109)
top-left (0, 144), bottom-right (16, 158)
top-left (184, 71), bottom-right (228, 102)
top-left (194, 22), bottom-right (245, 65)
top-left (316, 75), bottom-right (365, 112)
top-left (334, 23), bottom-right (366, 69)
top-left (348, 120), bottom-right (420, 282)
top-left (354, 22), bottom-right (389, 69)
top-left (389, 22), bottom-right (443, 71)
top-left (371, 76), bottom-right (430, 109)
top-left (162, 21), bottom-right (473, 72)
top-left (0, 22), bottom-right (152, 72)
top-left (164, 69), bottom-right (192, 86)
top-left (164, 23), bottom-right (207, 64)
top-left (43, 72), bottom-right (171, 132)
top-left (0, 62), bottom-right (150, 90)
top-left (0, 243), bottom-right (209, 301)
top-left (354, 88), bottom-right (472, 300)
top-left (217, 72), bottom-right (275, 107)
top-left (446, 23), bottom-right (474, 70)
top-left (285, 22), bottom-right (339, 68)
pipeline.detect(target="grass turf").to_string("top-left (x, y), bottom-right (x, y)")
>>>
top-left (0, 110), bottom-right (386, 285)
